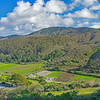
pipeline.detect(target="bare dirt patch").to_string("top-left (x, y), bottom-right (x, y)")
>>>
top-left (56, 72), bottom-right (75, 82)
top-left (38, 71), bottom-right (51, 76)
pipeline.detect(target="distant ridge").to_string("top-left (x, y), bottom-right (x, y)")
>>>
top-left (30, 27), bottom-right (66, 35)
top-left (6, 34), bottom-right (22, 38)
top-left (30, 27), bottom-right (94, 36)
top-left (0, 27), bottom-right (100, 44)
top-left (0, 27), bottom-right (97, 38)
top-left (28, 27), bottom-right (100, 45)
top-left (0, 34), bottom-right (22, 39)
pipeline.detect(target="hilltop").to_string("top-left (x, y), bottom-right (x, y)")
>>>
top-left (30, 27), bottom-right (100, 45)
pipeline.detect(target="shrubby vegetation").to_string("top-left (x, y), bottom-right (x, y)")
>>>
top-left (1, 87), bottom-right (100, 100)
top-left (1, 71), bottom-right (100, 100)
top-left (11, 73), bottom-right (28, 86)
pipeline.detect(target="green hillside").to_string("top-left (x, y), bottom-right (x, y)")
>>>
top-left (0, 35), bottom-right (96, 69)
top-left (30, 27), bottom-right (100, 45)
top-left (0, 27), bottom-right (100, 70)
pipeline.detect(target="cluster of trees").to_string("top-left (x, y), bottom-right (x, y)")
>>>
top-left (11, 73), bottom-right (28, 86)
top-left (0, 88), bottom-right (76, 100)
top-left (1, 86), bottom-right (100, 100)
top-left (0, 73), bottom-right (28, 87)
top-left (43, 81), bottom-right (100, 92)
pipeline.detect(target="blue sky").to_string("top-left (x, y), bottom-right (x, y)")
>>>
top-left (0, 0), bottom-right (100, 36)
top-left (0, 0), bottom-right (70, 18)
top-left (0, 0), bottom-right (35, 18)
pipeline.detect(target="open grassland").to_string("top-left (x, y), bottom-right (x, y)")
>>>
top-left (0, 63), bottom-right (44, 75)
top-left (47, 71), bottom-right (100, 82)
top-left (1, 63), bottom-right (100, 82)
top-left (73, 74), bottom-right (100, 80)
top-left (65, 73), bottom-right (100, 85)
top-left (77, 88), bottom-right (100, 95)
top-left (43, 87), bottom-right (100, 96)
top-left (46, 71), bottom-right (62, 79)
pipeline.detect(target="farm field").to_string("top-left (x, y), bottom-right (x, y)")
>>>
top-left (77, 88), bottom-right (100, 95)
top-left (72, 74), bottom-right (100, 81)
top-left (46, 71), bottom-right (62, 79)
top-left (1, 63), bottom-right (100, 82)
top-left (0, 63), bottom-right (44, 75)
top-left (43, 87), bottom-right (100, 96)
top-left (0, 64), bottom-right (100, 100)
top-left (45, 71), bottom-right (100, 83)
top-left (1, 63), bottom-right (100, 100)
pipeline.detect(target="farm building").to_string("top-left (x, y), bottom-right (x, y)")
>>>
top-left (44, 77), bottom-right (54, 82)
top-left (28, 73), bottom-right (36, 78)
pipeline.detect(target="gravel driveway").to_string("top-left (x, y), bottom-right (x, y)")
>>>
top-left (38, 71), bottom-right (51, 76)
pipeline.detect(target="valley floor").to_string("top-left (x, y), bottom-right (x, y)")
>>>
top-left (0, 63), bottom-right (100, 100)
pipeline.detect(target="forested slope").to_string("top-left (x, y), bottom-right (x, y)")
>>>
top-left (0, 35), bottom-right (95, 68)
top-left (0, 27), bottom-right (100, 69)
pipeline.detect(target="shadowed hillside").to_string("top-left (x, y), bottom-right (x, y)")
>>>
top-left (84, 50), bottom-right (100, 73)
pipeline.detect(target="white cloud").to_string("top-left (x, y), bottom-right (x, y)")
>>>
top-left (67, 8), bottom-right (98, 18)
top-left (70, 0), bottom-right (98, 10)
top-left (0, 0), bottom-right (73, 35)
top-left (76, 0), bottom-right (97, 6)
top-left (77, 21), bottom-right (89, 27)
top-left (14, 26), bottom-right (19, 31)
top-left (90, 4), bottom-right (100, 10)
top-left (0, 27), bottom-right (5, 31)
top-left (0, 0), bottom-right (100, 36)
top-left (90, 22), bottom-right (100, 28)
top-left (46, 0), bottom-right (67, 13)
top-left (63, 18), bottom-right (74, 26)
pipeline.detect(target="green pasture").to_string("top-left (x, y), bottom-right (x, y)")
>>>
top-left (72, 74), bottom-right (100, 81)
top-left (77, 88), bottom-right (100, 95)
top-left (0, 63), bottom-right (44, 75)
top-left (46, 71), bottom-right (62, 79)
top-left (43, 87), bottom-right (100, 96)
top-left (45, 70), bottom-right (100, 82)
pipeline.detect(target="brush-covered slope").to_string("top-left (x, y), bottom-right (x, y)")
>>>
top-left (30, 27), bottom-right (100, 45)
top-left (30, 27), bottom-right (94, 36)
top-left (0, 35), bottom-right (95, 68)
top-left (0, 27), bottom-right (99, 69)
top-left (84, 50), bottom-right (100, 73)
